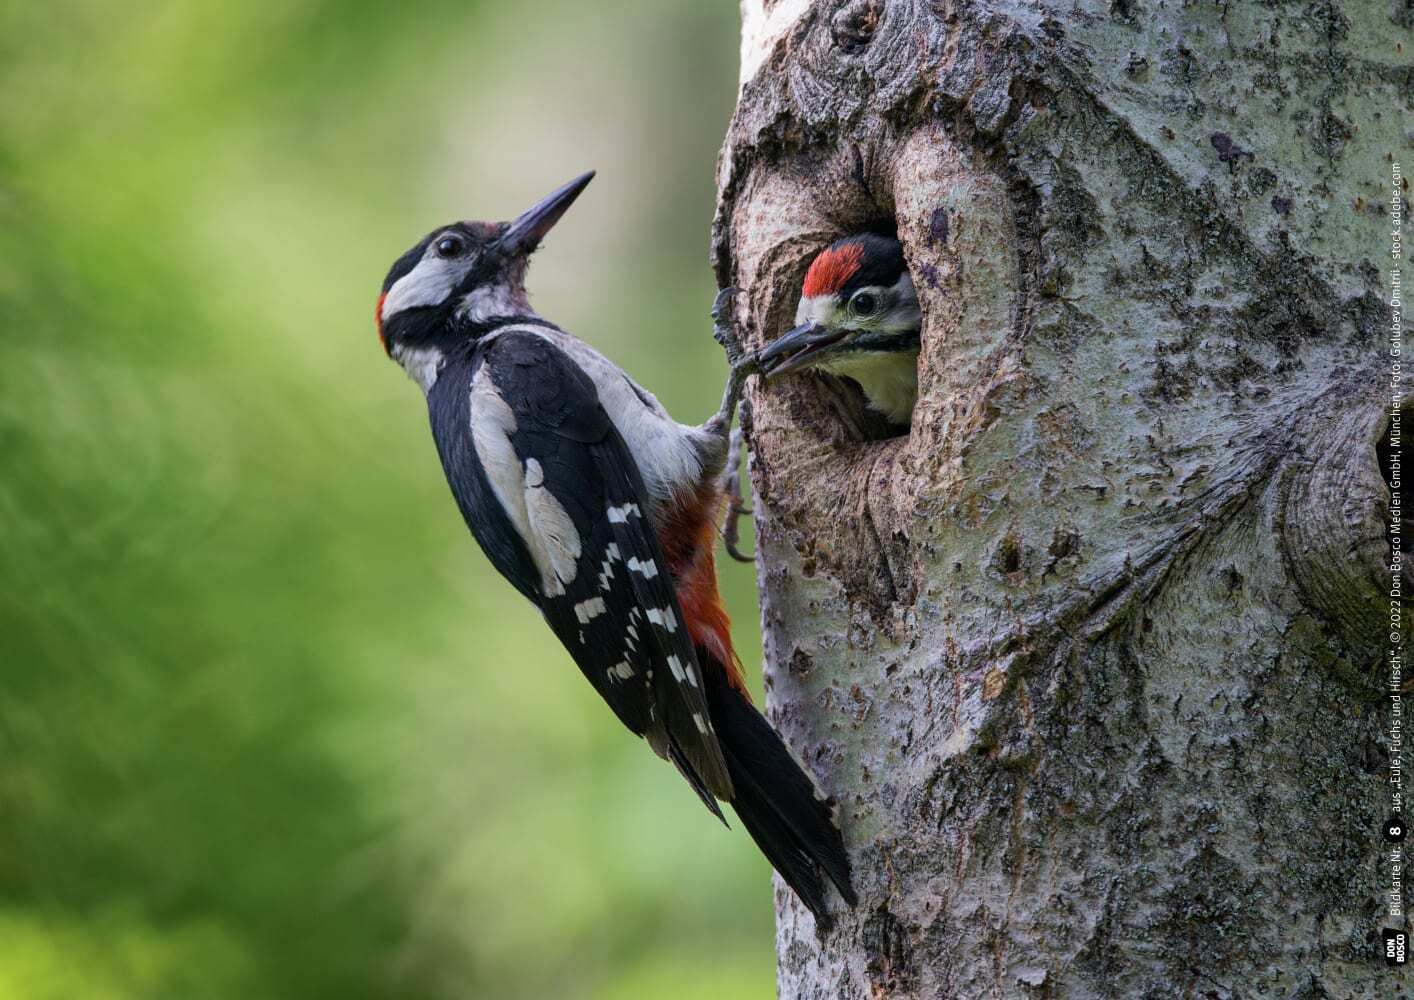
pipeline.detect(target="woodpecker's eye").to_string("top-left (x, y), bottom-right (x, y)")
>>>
top-left (435, 235), bottom-right (464, 258)
top-left (848, 290), bottom-right (879, 318)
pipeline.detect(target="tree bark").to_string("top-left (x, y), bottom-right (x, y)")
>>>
top-left (714, 1), bottom-right (1405, 996)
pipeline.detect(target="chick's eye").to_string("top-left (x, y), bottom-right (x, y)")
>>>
top-left (848, 291), bottom-right (879, 317)
top-left (435, 236), bottom-right (463, 258)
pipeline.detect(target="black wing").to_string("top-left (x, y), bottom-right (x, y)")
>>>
top-left (428, 328), bottom-right (733, 805)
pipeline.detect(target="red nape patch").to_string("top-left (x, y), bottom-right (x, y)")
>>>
top-left (375, 291), bottom-right (389, 355)
top-left (801, 241), bottom-right (865, 298)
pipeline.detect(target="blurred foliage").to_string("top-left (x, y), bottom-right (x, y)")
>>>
top-left (0, 2), bottom-right (774, 997)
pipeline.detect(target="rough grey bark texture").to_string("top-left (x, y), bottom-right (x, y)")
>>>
top-left (712, 1), bottom-right (1407, 996)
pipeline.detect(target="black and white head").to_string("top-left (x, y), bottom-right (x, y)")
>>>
top-left (375, 171), bottom-right (594, 391)
top-left (757, 234), bottom-right (922, 425)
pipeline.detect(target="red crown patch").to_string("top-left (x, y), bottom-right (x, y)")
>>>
top-left (802, 242), bottom-right (865, 298)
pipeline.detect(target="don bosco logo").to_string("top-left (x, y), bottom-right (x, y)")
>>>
top-left (1384, 928), bottom-right (1408, 966)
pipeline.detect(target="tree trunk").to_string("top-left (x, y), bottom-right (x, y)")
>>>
top-left (714, 1), bottom-right (1404, 996)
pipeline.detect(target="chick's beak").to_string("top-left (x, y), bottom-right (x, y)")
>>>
top-left (757, 321), bottom-right (852, 377)
top-left (496, 170), bottom-right (596, 256)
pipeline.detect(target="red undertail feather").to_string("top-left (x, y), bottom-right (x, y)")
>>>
top-left (801, 241), bottom-right (864, 298)
top-left (657, 485), bottom-right (750, 698)
top-left (659, 483), bottom-right (858, 924)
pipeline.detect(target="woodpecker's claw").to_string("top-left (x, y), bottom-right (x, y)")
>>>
top-left (711, 285), bottom-right (761, 380)
top-left (704, 286), bottom-right (761, 441)
top-left (710, 286), bottom-right (736, 333)
top-left (723, 503), bottom-right (754, 563)
top-left (711, 287), bottom-right (753, 369)
top-left (707, 287), bottom-right (758, 563)
top-left (722, 426), bottom-right (754, 563)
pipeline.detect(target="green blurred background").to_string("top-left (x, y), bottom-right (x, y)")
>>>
top-left (0, 2), bottom-right (775, 997)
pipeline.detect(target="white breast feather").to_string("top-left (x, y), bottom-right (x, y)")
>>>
top-left (392, 344), bottom-right (445, 394)
top-left (822, 351), bottom-right (918, 425)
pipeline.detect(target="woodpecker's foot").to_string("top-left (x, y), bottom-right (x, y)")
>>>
top-left (711, 287), bottom-right (747, 366)
top-left (712, 287), bottom-right (762, 377)
top-left (722, 426), bottom-right (754, 563)
top-left (705, 287), bottom-right (761, 440)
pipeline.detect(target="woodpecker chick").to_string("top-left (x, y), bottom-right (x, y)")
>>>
top-left (757, 234), bottom-right (921, 425)
top-left (376, 173), bottom-right (855, 925)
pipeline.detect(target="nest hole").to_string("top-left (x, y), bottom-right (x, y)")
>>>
top-left (861, 216), bottom-right (899, 240)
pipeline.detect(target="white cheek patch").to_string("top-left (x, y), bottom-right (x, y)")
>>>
top-left (382, 253), bottom-right (472, 321)
top-left (795, 294), bottom-right (836, 326)
top-left (885, 271), bottom-right (922, 330)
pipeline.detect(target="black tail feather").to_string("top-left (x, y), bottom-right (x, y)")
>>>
top-left (703, 660), bottom-right (857, 925)
top-left (667, 739), bottom-right (728, 827)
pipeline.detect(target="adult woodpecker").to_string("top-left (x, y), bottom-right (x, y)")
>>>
top-left (375, 172), bottom-right (855, 923)
top-left (757, 234), bottom-right (922, 425)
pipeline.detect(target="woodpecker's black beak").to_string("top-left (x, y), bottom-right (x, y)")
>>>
top-left (757, 321), bottom-right (852, 377)
top-left (496, 171), bottom-right (595, 256)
